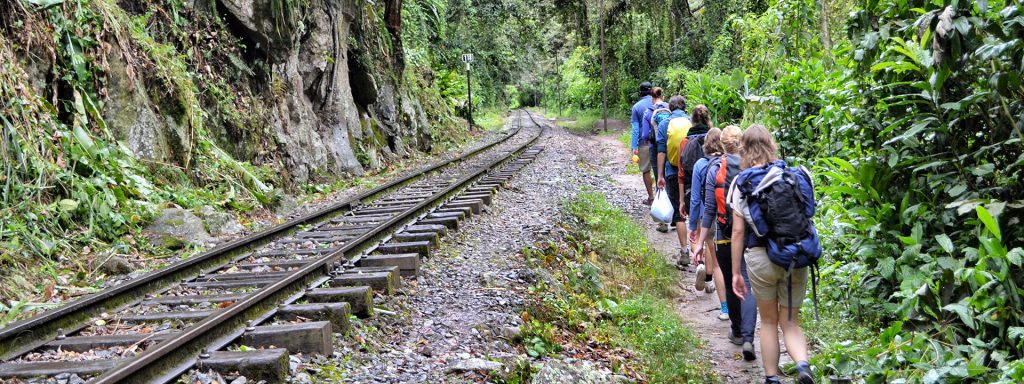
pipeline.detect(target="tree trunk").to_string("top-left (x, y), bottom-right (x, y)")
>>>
top-left (577, 0), bottom-right (590, 44)
top-left (818, 0), bottom-right (833, 58)
top-left (600, 0), bottom-right (607, 132)
top-left (671, 0), bottom-right (692, 33)
top-left (385, 0), bottom-right (404, 76)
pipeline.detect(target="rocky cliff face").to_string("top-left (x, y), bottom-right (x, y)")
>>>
top-left (218, 0), bottom-right (438, 182)
top-left (28, 0), bottom-right (448, 187)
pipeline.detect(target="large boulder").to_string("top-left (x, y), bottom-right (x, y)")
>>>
top-left (145, 208), bottom-right (214, 249)
top-left (194, 206), bottom-right (245, 236)
top-left (532, 359), bottom-right (632, 384)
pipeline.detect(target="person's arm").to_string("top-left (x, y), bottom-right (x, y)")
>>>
top-left (731, 211), bottom-right (747, 300)
top-left (692, 165), bottom-right (715, 263)
top-left (657, 153), bottom-right (667, 189)
top-left (688, 161), bottom-right (704, 232)
top-left (701, 162), bottom-right (718, 230)
top-left (655, 119), bottom-right (668, 188)
top-left (630, 107), bottom-right (640, 152)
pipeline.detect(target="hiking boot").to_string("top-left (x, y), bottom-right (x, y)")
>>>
top-left (694, 263), bottom-right (707, 292)
top-left (796, 362), bottom-right (815, 384)
top-left (656, 223), bottom-right (669, 233)
top-left (728, 332), bottom-right (743, 346)
top-left (742, 342), bottom-right (756, 361)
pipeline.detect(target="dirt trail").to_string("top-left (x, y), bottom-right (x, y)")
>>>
top-left (591, 132), bottom-right (764, 383)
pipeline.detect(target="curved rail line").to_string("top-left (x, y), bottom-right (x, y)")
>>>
top-left (0, 110), bottom-right (548, 383)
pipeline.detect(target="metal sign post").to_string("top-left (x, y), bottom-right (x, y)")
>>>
top-left (462, 53), bottom-right (475, 129)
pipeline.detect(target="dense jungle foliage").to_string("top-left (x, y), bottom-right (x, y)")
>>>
top-left (2, 0), bottom-right (1023, 381)
top-left (0, 0), bottom-right (539, 309)
top-left (508, 0), bottom-right (1023, 381)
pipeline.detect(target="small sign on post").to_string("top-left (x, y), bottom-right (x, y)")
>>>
top-left (463, 53), bottom-right (475, 128)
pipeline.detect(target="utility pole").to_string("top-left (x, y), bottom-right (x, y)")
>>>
top-left (599, 0), bottom-right (608, 132)
top-left (463, 53), bottom-right (475, 129)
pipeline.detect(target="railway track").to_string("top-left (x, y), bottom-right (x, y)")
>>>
top-left (0, 110), bottom-right (548, 383)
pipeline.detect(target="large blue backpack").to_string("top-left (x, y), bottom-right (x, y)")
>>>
top-left (735, 161), bottom-right (822, 319)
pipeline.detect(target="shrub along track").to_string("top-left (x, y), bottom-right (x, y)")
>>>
top-left (0, 110), bottom-right (547, 383)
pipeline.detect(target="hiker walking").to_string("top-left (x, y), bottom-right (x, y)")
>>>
top-left (642, 88), bottom-right (670, 232)
top-left (682, 106), bottom-right (726, 306)
top-left (629, 82), bottom-right (656, 206)
top-left (692, 125), bottom-right (757, 360)
top-left (672, 104), bottom-right (711, 268)
top-left (654, 95), bottom-right (696, 257)
top-left (727, 125), bottom-right (818, 384)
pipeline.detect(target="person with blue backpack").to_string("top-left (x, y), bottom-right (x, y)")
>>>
top-left (642, 88), bottom-right (670, 232)
top-left (727, 125), bottom-right (819, 384)
top-left (630, 82), bottom-right (655, 206)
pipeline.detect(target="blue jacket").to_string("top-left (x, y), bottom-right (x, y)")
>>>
top-left (655, 109), bottom-right (689, 176)
top-left (689, 157), bottom-right (711, 232)
top-left (629, 96), bottom-right (653, 150)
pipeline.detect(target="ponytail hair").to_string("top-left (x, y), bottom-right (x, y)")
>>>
top-left (651, 87), bottom-right (664, 100)
top-left (691, 105), bottom-right (712, 128)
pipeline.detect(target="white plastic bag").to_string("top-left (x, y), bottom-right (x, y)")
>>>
top-left (650, 188), bottom-right (673, 223)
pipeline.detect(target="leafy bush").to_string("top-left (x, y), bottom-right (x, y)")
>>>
top-left (559, 47), bottom-right (602, 111)
top-left (661, 66), bottom-right (747, 124)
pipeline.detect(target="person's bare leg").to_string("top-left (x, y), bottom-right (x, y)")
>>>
top-left (676, 221), bottom-right (687, 249)
top-left (780, 306), bottom-right (809, 363)
top-left (643, 172), bottom-right (654, 202)
top-left (757, 299), bottom-right (781, 376)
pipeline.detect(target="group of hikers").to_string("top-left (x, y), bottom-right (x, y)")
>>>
top-left (629, 82), bottom-right (819, 384)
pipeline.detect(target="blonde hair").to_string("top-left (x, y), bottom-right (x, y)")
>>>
top-left (739, 124), bottom-right (779, 168)
top-left (703, 128), bottom-right (723, 155)
top-left (721, 125), bottom-right (743, 154)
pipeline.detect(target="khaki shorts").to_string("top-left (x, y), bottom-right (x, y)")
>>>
top-left (745, 247), bottom-right (808, 307)
top-left (637, 146), bottom-right (653, 173)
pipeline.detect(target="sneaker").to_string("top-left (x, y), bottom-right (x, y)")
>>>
top-left (669, 223), bottom-right (677, 231)
top-left (728, 332), bottom-right (743, 346)
top-left (796, 362), bottom-right (815, 384)
top-left (705, 279), bottom-right (716, 294)
top-left (718, 302), bottom-right (730, 320)
top-left (764, 376), bottom-right (781, 384)
top-left (742, 342), bottom-right (756, 361)
top-left (656, 223), bottom-right (669, 233)
top-left (694, 263), bottom-right (707, 292)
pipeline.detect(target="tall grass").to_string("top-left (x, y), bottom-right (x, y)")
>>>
top-left (520, 192), bottom-right (717, 383)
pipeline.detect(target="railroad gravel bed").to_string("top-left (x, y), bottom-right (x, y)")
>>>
top-left (335, 117), bottom-right (641, 383)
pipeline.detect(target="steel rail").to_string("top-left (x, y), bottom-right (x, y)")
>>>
top-left (0, 127), bottom-right (520, 360)
top-left (92, 111), bottom-right (543, 383)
